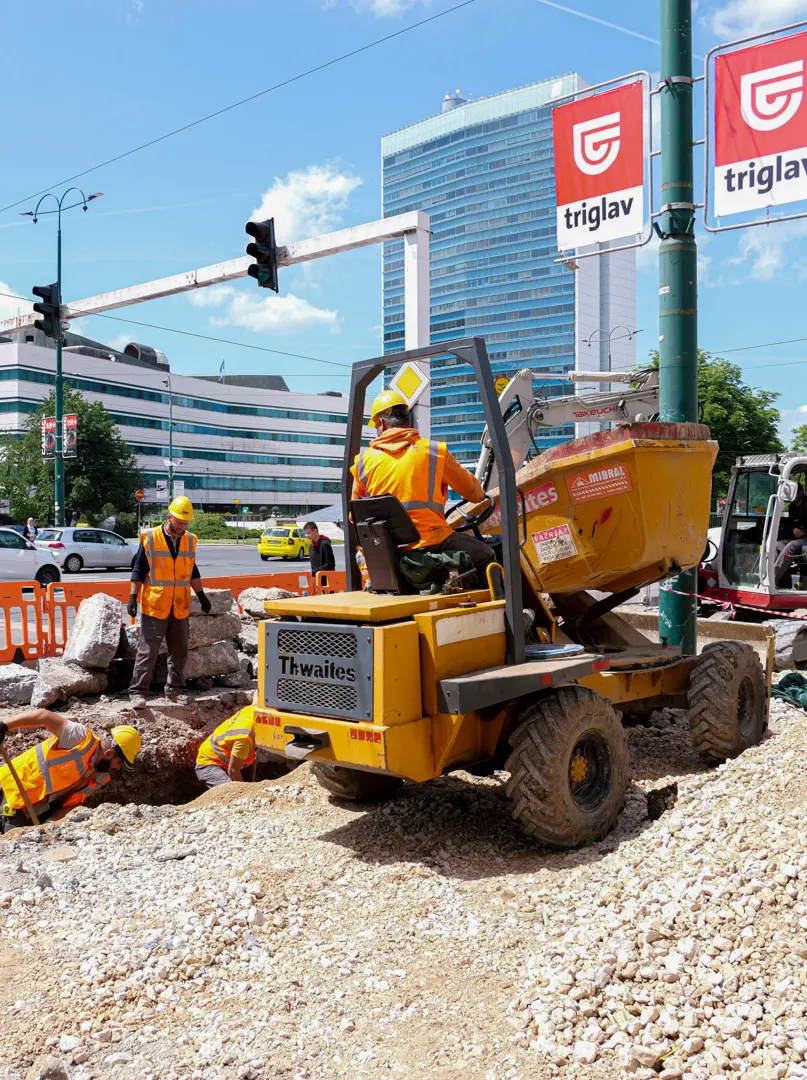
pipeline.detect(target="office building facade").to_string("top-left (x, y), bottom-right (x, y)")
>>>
top-left (381, 75), bottom-right (637, 465)
top-left (0, 333), bottom-right (346, 516)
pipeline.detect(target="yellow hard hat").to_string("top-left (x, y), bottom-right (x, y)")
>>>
top-left (368, 388), bottom-right (408, 428)
top-left (167, 495), bottom-right (194, 522)
top-left (109, 725), bottom-right (142, 771)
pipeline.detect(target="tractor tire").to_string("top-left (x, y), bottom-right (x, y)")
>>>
top-left (687, 641), bottom-right (766, 764)
top-left (312, 763), bottom-right (403, 803)
top-left (504, 685), bottom-right (629, 849)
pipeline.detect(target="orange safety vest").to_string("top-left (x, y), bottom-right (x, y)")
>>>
top-left (196, 713), bottom-right (256, 770)
top-left (0, 729), bottom-right (100, 812)
top-left (353, 438), bottom-right (451, 548)
top-left (140, 526), bottom-right (197, 620)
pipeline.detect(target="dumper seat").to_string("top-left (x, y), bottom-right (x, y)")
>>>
top-left (351, 496), bottom-right (421, 594)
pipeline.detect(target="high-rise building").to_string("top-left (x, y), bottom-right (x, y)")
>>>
top-left (381, 75), bottom-right (637, 466)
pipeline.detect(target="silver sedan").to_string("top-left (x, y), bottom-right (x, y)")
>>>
top-left (35, 527), bottom-right (140, 573)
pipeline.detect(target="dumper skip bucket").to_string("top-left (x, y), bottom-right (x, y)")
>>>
top-left (481, 422), bottom-right (718, 595)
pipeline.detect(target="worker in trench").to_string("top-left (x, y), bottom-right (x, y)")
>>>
top-left (128, 496), bottom-right (212, 709)
top-left (0, 710), bottom-right (141, 832)
top-left (195, 713), bottom-right (256, 789)
top-left (351, 390), bottom-right (495, 584)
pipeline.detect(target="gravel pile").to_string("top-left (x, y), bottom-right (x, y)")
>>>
top-left (1, 693), bottom-right (806, 1080)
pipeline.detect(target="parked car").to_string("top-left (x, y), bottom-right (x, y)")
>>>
top-left (0, 527), bottom-right (61, 586)
top-left (35, 527), bottom-right (139, 573)
top-left (257, 524), bottom-right (311, 561)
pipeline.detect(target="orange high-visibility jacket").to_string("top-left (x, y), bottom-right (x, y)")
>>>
top-left (140, 526), bottom-right (197, 620)
top-left (352, 435), bottom-right (453, 548)
top-left (196, 713), bottom-right (256, 770)
top-left (0, 729), bottom-right (100, 811)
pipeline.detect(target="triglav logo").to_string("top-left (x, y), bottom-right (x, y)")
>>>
top-left (572, 111), bottom-right (621, 175)
top-left (741, 59), bottom-right (804, 132)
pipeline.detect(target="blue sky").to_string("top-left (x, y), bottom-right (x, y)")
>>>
top-left (2, 0), bottom-right (807, 441)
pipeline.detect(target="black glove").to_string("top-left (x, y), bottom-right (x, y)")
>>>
top-left (0, 721), bottom-right (7, 746)
top-left (198, 591), bottom-right (212, 615)
top-left (127, 596), bottom-right (138, 619)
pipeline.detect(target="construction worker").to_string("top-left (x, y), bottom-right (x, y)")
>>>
top-left (0, 709), bottom-right (141, 832)
top-left (128, 496), bottom-right (212, 709)
top-left (195, 713), bottom-right (256, 789)
top-left (351, 390), bottom-right (495, 583)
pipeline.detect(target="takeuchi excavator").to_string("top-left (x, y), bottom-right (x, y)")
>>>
top-left (228, 338), bottom-right (769, 849)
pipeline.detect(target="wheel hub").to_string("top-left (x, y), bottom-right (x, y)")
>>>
top-left (568, 730), bottom-right (612, 813)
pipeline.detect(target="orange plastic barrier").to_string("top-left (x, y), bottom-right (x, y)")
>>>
top-left (314, 571), bottom-right (346, 594)
top-left (0, 582), bottom-right (48, 664)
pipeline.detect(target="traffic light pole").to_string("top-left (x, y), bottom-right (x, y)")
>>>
top-left (658, 0), bottom-right (699, 655)
top-left (54, 220), bottom-right (65, 527)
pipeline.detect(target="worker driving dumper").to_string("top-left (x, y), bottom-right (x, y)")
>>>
top-left (351, 389), bottom-right (495, 585)
top-left (0, 710), bottom-right (141, 832)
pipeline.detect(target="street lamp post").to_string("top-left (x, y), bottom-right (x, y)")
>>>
top-left (163, 375), bottom-right (175, 501)
top-left (584, 326), bottom-right (642, 377)
top-left (21, 189), bottom-right (102, 526)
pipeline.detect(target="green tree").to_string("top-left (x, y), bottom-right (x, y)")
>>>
top-left (791, 425), bottom-right (807, 454)
top-left (647, 349), bottom-right (783, 499)
top-left (0, 387), bottom-right (142, 525)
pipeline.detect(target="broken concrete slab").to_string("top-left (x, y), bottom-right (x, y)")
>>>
top-left (183, 640), bottom-right (241, 680)
top-left (238, 586), bottom-right (297, 618)
top-left (62, 592), bottom-right (122, 670)
top-left (188, 612), bottom-right (242, 650)
top-left (215, 669), bottom-right (252, 688)
top-left (31, 659), bottom-right (108, 708)
top-left (190, 588), bottom-right (233, 616)
top-left (236, 620), bottom-right (259, 655)
top-left (0, 664), bottom-right (38, 706)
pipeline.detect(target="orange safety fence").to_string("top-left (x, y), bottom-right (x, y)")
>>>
top-left (1, 570), bottom-right (353, 663)
top-left (0, 582), bottom-right (48, 664)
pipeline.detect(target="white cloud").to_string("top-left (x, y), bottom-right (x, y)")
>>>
top-left (346, 0), bottom-right (430, 14)
top-left (251, 164), bottom-right (362, 242)
top-left (189, 285), bottom-right (339, 335)
top-left (0, 281), bottom-right (33, 322)
top-left (709, 0), bottom-right (807, 37)
top-left (728, 218), bottom-right (807, 280)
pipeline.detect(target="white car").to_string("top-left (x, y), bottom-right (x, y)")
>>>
top-left (0, 527), bottom-right (61, 586)
top-left (35, 527), bottom-right (140, 573)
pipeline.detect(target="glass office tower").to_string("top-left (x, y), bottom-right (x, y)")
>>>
top-left (381, 75), bottom-right (636, 465)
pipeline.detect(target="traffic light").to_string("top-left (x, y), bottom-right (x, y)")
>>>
top-left (32, 282), bottom-right (61, 339)
top-left (245, 218), bottom-right (279, 292)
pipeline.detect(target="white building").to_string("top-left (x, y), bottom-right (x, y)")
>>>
top-left (0, 334), bottom-right (348, 516)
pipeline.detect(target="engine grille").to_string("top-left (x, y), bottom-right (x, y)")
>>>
top-left (263, 620), bottom-right (374, 722)
top-left (276, 679), bottom-right (358, 713)
top-left (277, 628), bottom-right (357, 658)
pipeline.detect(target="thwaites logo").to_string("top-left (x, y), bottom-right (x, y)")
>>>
top-left (486, 481), bottom-right (558, 531)
top-left (714, 31), bottom-right (807, 216)
top-left (279, 655), bottom-right (356, 682)
top-left (553, 81), bottom-right (644, 250)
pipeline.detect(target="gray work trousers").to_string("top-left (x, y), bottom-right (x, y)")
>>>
top-left (194, 764), bottom-right (231, 790)
top-left (774, 538), bottom-right (807, 588)
top-left (129, 612), bottom-right (189, 693)
top-left (423, 530), bottom-right (496, 584)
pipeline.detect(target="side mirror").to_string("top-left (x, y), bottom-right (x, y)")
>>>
top-left (779, 479), bottom-right (800, 504)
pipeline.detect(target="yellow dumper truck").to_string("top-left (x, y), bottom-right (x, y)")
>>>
top-left (235, 337), bottom-right (767, 848)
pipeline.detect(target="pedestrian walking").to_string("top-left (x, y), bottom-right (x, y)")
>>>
top-left (303, 521), bottom-right (336, 575)
top-left (23, 517), bottom-right (38, 543)
top-left (128, 497), bottom-right (212, 708)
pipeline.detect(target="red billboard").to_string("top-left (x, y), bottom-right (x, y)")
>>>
top-left (553, 81), bottom-right (644, 250)
top-left (714, 30), bottom-right (807, 216)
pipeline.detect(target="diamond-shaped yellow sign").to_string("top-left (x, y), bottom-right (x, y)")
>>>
top-left (389, 360), bottom-right (430, 407)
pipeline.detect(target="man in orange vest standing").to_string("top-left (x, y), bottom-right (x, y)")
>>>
top-left (351, 390), bottom-right (495, 583)
top-left (195, 713), bottom-right (256, 789)
top-left (128, 496), bottom-right (212, 709)
top-left (0, 709), bottom-right (141, 832)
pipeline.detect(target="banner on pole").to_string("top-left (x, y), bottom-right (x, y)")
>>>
top-left (553, 80), bottom-right (644, 250)
top-left (714, 30), bottom-right (807, 217)
top-left (63, 413), bottom-right (78, 458)
top-left (41, 417), bottom-right (56, 459)
top-left (173, 479), bottom-right (185, 496)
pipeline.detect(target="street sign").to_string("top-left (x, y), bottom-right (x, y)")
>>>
top-left (63, 413), bottom-right (78, 458)
top-left (389, 360), bottom-right (430, 407)
top-left (0, 498), bottom-right (9, 515)
top-left (242, 506), bottom-right (248, 514)
top-left (156, 480), bottom-right (168, 494)
top-left (714, 31), bottom-right (807, 217)
top-left (495, 375), bottom-right (510, 395)
top-left (135, 490), bottom-right (145, 501)
top-left (553, 81), bottom-right (644, 250)
top-left (173, 480), bottom-right (185, 496)
top-left (233, 498), bottom-right (241, 504)
top-left (41, 416), bottom-right (56, 458)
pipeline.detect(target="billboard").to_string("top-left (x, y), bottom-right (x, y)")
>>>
top-left (553, 81), bottom-right (644, 250)
top-left (64, 413), bottom-right (78, 458)
top-left (714, 30), bottom-right (807, 216)
top-left (41, 416), bottom-right (56, 459)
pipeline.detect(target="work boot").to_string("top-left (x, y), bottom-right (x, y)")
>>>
top-left (164, 688), bottom-right (189, 704)
top-left (129, 693), bottom-right (147, 710)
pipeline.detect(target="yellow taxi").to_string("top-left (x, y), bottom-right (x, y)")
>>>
top-left (258, 524), bottom-right (311, 561)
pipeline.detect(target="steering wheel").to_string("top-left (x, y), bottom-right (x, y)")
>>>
top-left (446, 493), bottom-right (496, 534)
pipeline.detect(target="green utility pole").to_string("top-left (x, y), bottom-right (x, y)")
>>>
top-left (658, 0), bottom-right (698, 655)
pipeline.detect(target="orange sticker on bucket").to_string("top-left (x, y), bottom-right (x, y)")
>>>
top-left (567, 462), bottom-right (631, 504)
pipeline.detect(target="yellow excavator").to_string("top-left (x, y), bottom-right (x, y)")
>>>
top-left (234, 337), bottom-right (768, 848)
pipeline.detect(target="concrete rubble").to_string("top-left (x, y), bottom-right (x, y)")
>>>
top-left (30, 660), bottom-right (107, 709)
top-left (0, 665), bottom-right (38, 706)
top-left (237, 586), bottom-right (297, 619)
top-left (61, 593), bottom-right (122, 670)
